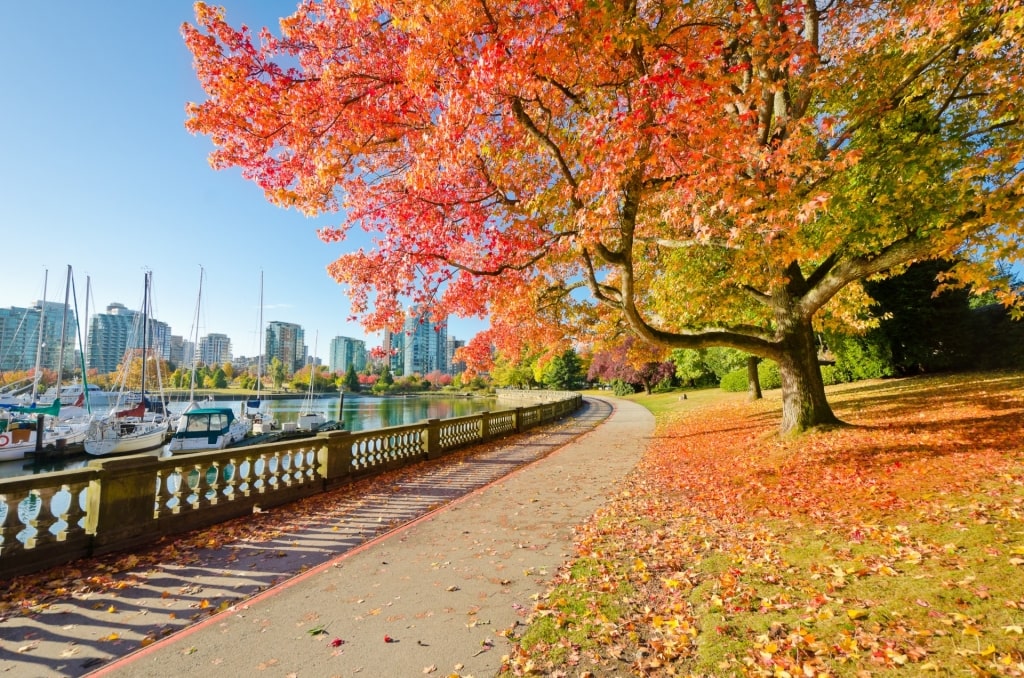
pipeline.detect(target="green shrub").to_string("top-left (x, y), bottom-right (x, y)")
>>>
top-left (719, 360), bottom-right (782, 392)
top-left (652, 376), bottom-right (675, 393)
top-left (825, 332), bottom-right (894, 381)
top-left (610, 379), bottom-right (636, 396)
top-left (719, 369), bottom-right (748, 392)
top-left (819, 364), bottom-right (846, 386)
top-left (759, 361), bottom-right (781, 389)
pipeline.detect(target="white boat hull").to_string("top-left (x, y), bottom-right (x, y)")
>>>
top-left (85, 421), bottom-right (169, 456)
top-left (0, 422), bottom-right (90, 461)
top-left (296, 412), bottom-right (326, 431)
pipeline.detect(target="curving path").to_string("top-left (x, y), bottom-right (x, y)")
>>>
top-left (0, 397), bottom-right (654, 677)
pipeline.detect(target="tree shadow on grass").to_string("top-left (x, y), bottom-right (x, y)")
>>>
top-left (811, 410), bottom-right (1023, 469)
top-left (828, 372), bottom-right (1023, 412)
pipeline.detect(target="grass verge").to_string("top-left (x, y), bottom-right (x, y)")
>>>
top-left (503, 372), bottom-right (1024, 676)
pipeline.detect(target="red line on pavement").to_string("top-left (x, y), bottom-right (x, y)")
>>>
top-left (89, 402), bottom-right (609, 676)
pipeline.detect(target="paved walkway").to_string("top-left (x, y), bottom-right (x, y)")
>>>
top-left (0, 397), bottom-right (654, 677)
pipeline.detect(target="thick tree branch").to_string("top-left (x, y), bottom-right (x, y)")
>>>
top-left (804, 252), bottom-right (839, 291)
top-left (635, 236), bottom-right (739, 250)
top-left (797, 210), bottom-right (986, 317)
top-left (510, 97), bottom-right (583, 211)
top-left (581, 247), bottom-right (623, 304)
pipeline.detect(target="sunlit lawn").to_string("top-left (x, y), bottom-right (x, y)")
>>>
top-left (507, 372), bottom-right (1024, 676)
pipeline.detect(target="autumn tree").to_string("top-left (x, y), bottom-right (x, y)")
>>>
top-left (184, 0), bottom-right (1024, 434)
top-left (210, 367), bottom-right (228, 389)
top-left (590, 337), bottom-right (676, 394)
top-left (540, 349), bottom-right (586, 391)
top-left (343, 364), bottom-right (361, 392)
top-left (423, 369), bottom-right (452, 389)
top-left (490, 353), bottom-right (539, 389)
top-left (269, 357), bottom-right (286, 389)
top-left (118, 352), bottom-right (172, 392)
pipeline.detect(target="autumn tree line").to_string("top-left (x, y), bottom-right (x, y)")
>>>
top-left (60, 355), bottom-right (489, 397)
top-left (589, 260), bottom-right (1024, 396)
top-left (10, 258), bottom-right (1016, 402)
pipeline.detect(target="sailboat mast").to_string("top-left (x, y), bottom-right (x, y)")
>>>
top-left (188, 267), bottom-right (204, 402)
top-left (140, 272), bottom-right (149, 403)
top-left (83, 275), bottom-right (91, 371)
top-left (30, 269), bottom-right (49, 403)
top-left (257, 271), bottom-right (264, 394)
top-left (72, 273), bottom-right (92, 412)
top-left (55, 265), bottom-right (72, 395)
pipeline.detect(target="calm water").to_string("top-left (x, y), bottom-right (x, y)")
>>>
top-left (0, 394), bottom-right (501, 479)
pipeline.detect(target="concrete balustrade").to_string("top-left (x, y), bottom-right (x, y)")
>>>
top-left (0, 391), bottom-right (581, 579)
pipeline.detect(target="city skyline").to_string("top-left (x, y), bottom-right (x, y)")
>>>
top-left (0, 295), bottom-right (467, 379)
top-left (0, 2), bottom-right (488, 359)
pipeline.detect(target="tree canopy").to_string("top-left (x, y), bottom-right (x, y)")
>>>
top-left (589, 336), bottom-right (676, 394)
top-left (184, 0), bottom-right (1023, 433)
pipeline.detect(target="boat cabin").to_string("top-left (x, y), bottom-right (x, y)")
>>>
top-left (166, 406), bottom-right (250, 453)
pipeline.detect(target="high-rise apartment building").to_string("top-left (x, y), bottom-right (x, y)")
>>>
top-left (0, 300), bottom-right (75, 373)
top-left (382, 328), bottom-right (405, 374)
top-left (265, 321), bottom-right (305, 374)
top-left (181, 340), bottom-right (196, 372)
top-left (87, 303), bottom-right (170, 375)
top-left (169, 335), bottom-right (185, 369)
top-left (87, 303), bottom-right (139, 375)
top-left (199, 333), bottom-right (232, 366)
top-left (329, 336), bottom-right (367, 373)
top-left (150, 320), bottom-right (172, 363)
top-left (403, 309), bottom-right (447, 376)
top-left (445, 337), bottom-right (466, 375)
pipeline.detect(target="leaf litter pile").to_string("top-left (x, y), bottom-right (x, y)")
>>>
top-left (503, 372), bottom-right (1024, 677)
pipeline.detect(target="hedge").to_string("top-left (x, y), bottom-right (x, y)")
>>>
top-left (721, 360), bottom-right (847, 392)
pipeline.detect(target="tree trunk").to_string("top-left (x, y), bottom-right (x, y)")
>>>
top-left (746, 356), bottom-right (762, 401)
top-left (776, 317), bottom-right (842, 434)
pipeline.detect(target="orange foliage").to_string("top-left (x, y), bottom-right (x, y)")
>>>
top-left (182, 0), bottom-right (1024, 432)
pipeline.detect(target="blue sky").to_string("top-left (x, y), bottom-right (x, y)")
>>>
top-left (0, 2), bottom-right (488, 361)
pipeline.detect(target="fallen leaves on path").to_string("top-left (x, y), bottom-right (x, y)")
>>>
top-left (505, 373), bottom-right (1024, 676)
top-left (0, 435), bottom-right (525, 620)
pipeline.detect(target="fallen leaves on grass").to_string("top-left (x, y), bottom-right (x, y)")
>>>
top-left (505, 373), bottom-right (1024, 676)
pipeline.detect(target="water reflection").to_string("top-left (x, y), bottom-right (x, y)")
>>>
top-left (0, 395), bottom-right (499, 479)
top-left (266, 394), bottom-right (498, 432)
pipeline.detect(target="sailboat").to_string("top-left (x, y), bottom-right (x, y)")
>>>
top-left (245, 271), bottom-right (278, 434)
top-left (40, 274), bottom-right (117, 409)
top-left (0, 400), bottom-right (76, 461)
top-left (84, 272), bottom-right (170, 456)
top-left (166, 268), bottom-right (249, 454)
top-left (295, 331), bottom-right (326, 432)
top-left (0, 267), bottom-right (90, 460)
